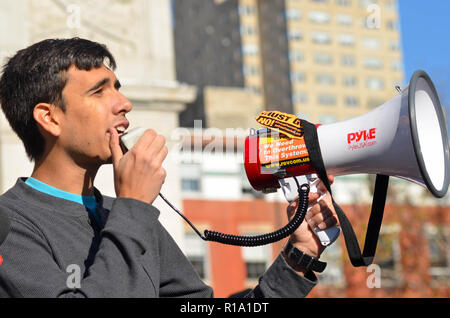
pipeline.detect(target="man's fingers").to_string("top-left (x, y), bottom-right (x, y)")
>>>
top-left (307, 207), bottom-right (338, 230)
top-left (308, 192), bottom-right (321, 204)
top-left (132, 129), bottom-right (157, 152)
top-left (307, 195), bottom-right (339, 229)
top-left (109, 128), bottom-right (123, 167)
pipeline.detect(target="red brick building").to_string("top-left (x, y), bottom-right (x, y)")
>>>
top-left (182, 198), bottom-right (450, 298)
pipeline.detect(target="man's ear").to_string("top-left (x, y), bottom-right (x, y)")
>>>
top-left (33, 103), bottom-right (62, 137)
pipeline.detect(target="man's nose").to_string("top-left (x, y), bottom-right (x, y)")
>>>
top-left (115, 92), bottom-right (132, 114)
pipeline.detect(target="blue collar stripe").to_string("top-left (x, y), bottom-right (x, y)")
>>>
top-left (25, 177), bottom-right (100, 225)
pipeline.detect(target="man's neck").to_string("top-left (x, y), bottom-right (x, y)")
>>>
top-left (31, 152), bottom-right (99, 197)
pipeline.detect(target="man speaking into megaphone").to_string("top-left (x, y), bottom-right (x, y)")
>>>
top-left (0, 38), bottom-right (339, 298)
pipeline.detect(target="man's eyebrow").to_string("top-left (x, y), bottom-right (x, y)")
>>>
top-left (85, 78), bottom-right (110, 94)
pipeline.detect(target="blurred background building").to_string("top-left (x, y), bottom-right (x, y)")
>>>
top-left (0, 0), bottom-right (449, 298)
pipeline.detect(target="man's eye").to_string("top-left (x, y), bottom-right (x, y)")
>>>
top-left (93, 89), bottom-right (103, 95)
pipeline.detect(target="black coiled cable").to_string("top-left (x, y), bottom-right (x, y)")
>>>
top-left (160, 174), bottom-right (310, 247)
top-left (203, 182), bottom-right (310, 247)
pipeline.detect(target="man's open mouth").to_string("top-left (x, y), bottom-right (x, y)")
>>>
top-left (112, 121), bottom-right (130, 137)
top-left (116, 126), bottom-right (127, 136)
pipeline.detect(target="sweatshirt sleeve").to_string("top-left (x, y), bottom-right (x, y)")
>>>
top-left (251, 253), bottom-right (318, 298)
top-left (0, 198), bottom-right (210, 298)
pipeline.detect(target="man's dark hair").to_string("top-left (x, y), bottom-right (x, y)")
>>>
top-left (0, 38), bottom-right (116, 161)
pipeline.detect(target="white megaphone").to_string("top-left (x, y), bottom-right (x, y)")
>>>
top-left (246, 70), bottom-right (449, 250)
top-left (316, 69), bottom-right (449, 198)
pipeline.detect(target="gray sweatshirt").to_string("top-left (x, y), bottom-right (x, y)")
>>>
top-left (0, 178), bottom-right (317, 298)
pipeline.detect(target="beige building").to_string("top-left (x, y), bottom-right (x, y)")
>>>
top-left (237, 0), bottom-right (404, 124)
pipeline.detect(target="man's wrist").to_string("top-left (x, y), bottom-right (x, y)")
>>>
top-left (282, 241), bottom-right (327, 273)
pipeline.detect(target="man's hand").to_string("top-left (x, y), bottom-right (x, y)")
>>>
top-left (284, 176), bottom-right (338, 271)
top-left (108, 128), bottom-right (168, 204)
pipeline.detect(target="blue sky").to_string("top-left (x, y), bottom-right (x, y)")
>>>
top-left (398, 0), bottom-right (450, 133)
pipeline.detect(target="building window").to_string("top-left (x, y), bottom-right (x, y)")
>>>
top-left (336, 0), bottom-right (352, 6)
top-left (181, 179), bottom-right (200, 192)
top-left (391, 60), bottom-right (403, 72)
top-left (293, 92), bottom-right (308, 104)
top-left (389, 39), bottom-right (401, 51)
top-left (289, 49), bottom-right (305, 62)
top-left (362, 37), bottom-right (381, 50)
top-left (242, 237), bottom-right (271, 281)
top-left (375, 224), bottom-right (402, 287)
top-left (345, 96), bottom-right (360, 107)
top-left (185, 232), bottom-right (209, 280)
top-left (288, 29), bottom-right (304, 41)
top-left (338, 33), bottom-right (355, 46)
top-left (180, 164), bottom-right (201, 193)
top-left (360, 0), bottom-right (378, 8)
top-left (336, 14), bottom-right (353, 26)
top-left (316, 73), bottom-right (335, 85)
top-left (243, 65), bottom-right (260, 76)
top-left (309, 11), bottom-right (330, 24)
top-left (318, 94), bottom-right (337, 105)
top-left (240, 24), bottom-right (258, 37)
top-left (286, 8), bottom-right (302, 20)
top-left (343, 75), bottom-right (358, 86)
top-left (424, 224), bottom-right (450, 285)
top-left (363, 57), bottom-right (383, 69)
top-left (314, 52), bottom-right (333, 65)
top-left (312, 31), bottom-right (332, 44)
top-left (238, 5), bottom-right (257, 16)
top-left (341, 54), bottom-right (356, 66)
top-left (242, 44), bottom-right (259, 55)
top-left (291, 71), bottom-right (307, 83)
top-left (386, 20), bottom-right (399, 31)
top-left (366, 77), bottom-right (384, 90)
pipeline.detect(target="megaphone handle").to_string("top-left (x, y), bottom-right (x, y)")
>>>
top-left (306, 176), bottom-right (340, 247)
top-left (279, 175), bottom-right (340, 246)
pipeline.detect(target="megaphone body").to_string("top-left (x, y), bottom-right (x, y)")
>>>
top-left (244, 70), bottom-right (450, 199)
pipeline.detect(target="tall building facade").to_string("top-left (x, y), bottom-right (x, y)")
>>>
top-left (173, 0), bottom-right (245, 127)
top-left (174, 0), bottom-right (404, 126)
